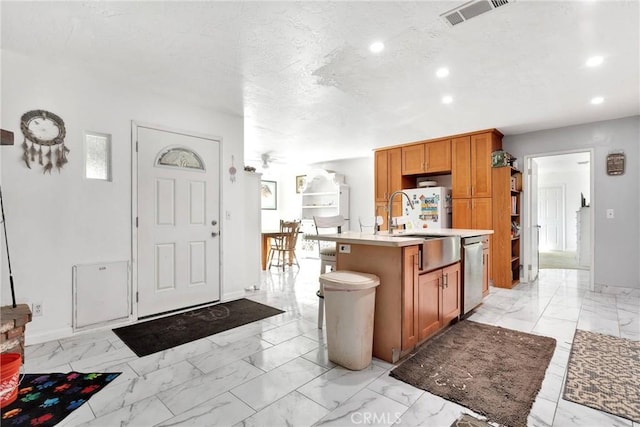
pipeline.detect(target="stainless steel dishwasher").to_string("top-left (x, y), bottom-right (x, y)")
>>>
top-left (461, 235), bottom-right (488, 315)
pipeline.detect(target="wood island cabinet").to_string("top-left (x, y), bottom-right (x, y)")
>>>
top-left (401, 139), bottom-right (451, 175)
top-left (416, 262), bottom-right (461, 342)
top-left (336, 243), bottom-right (460, 363)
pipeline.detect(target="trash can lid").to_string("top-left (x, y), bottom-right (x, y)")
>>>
top-left (319, 270), bottom-right (380, 290)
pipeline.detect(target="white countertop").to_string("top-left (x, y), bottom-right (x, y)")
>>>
top-left (307, 228), bottom-right (493, 247)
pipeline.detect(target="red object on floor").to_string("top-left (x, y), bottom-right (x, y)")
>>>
top-left (0, 353), bottom-right (22, 408)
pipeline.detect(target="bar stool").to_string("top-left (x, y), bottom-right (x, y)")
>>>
top-left (313, 214), bottom-right (345, 329)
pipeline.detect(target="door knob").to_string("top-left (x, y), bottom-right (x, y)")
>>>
top-left (211, 232), bottom-right (219, 237)
top-left (211, 220), bottom-right (218, 226)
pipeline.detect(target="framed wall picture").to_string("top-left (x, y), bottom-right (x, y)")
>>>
top-left (296, 175), bottom-right (306, 193)
top-left (261, 180), bottom-right (277, 210)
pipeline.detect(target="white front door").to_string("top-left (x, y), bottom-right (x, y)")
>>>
top-left (538, 186), bottom-right (564, 251)
top-left (136, 125), bottom-right (220, 317)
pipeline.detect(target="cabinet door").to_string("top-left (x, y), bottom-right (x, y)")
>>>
top-left (389, 148), bottom-right (403, 195)
top-left (451, 136), bottom-right (471, 198)
top-left (471, 133), bottom-right (496, 198)
top-left (452, 198), bottom-right (472, 229)
top-left (471, 197), bottom-right (492, 230)
top-left (401, 144), bottom-right (425, 175)
top-left (441, 263), bottom-right (461, 325)
top-left (425, 139), bottom-right (451, 173)
top-left (417, 270), bottom-right (441, 341)
top-left (401, 246), bottom-right (420, 351)
top-left (375, 150), bottom-right (390, 202)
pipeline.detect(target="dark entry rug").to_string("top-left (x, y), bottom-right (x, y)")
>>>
top-left (390, 320), bottom-right (556, 427)
top-left (0, 372), bottom-right (120, 427)
top-left (113, 298), bottom-right (284, 356)
top-left (563, 329), bottom-right (640, 423)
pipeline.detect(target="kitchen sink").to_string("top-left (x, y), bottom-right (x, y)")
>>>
top-left (392, 235), bottom-right (461, 271)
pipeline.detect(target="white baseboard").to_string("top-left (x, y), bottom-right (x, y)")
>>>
top-left (25, 326), bottom-right (73, 346)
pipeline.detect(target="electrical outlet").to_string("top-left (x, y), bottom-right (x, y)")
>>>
top-left (339, 244), bottom-right (351, 254)
top-left (32, 302), bottom-right (43, 317)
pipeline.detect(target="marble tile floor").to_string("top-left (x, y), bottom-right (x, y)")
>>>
top-left (24, 258), bottom-right (639, 427)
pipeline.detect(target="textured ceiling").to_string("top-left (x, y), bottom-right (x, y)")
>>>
top-left (2, 1), bottom-right (639, 166)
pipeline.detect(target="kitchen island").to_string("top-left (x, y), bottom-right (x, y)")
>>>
top-left (311, 229), bottom-right (492, 363)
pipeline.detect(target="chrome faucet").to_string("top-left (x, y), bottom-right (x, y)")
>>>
top-left (387, 191), bottom-right (414, 234)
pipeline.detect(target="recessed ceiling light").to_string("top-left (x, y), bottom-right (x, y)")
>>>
top-left (442, 95), bottom-right (453, 104)
top-left (369, 41), bottom-right (384, 53)
top-left (590, 96), bottom-right (604, 105)
top-left (586, 56), bottom-right (604, 67)
top-left (436, 67), bottom-right (450, 78)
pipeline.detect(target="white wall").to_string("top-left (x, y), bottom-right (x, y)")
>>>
top-left (504, 116), bottom-right (640, 289)
top-left (1, 51), bottom-right (252, 343)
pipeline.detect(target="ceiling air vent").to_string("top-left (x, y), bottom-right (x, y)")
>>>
top-left (441, 0), bottom-right (514, 26)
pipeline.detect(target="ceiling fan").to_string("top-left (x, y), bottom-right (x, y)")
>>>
top-left (258, 152), bottom-right (287, 169)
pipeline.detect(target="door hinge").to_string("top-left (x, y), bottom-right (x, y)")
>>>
top-left (135, 141), bottom-right (139, 152)
top-left (528, 264), bottom-right (532, 271)
top-left (135, 217), bottom-right (138, 228)
top-left (136, 292), bottom-right (139, 303)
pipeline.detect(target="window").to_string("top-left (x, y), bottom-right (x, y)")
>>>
top-left (156, 147), bottom-right (204, 170)
top-left (85, 132), bottom-right (111, 181)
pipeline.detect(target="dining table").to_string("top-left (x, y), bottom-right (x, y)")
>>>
top-left (261, 230), bottom-right (286, 270)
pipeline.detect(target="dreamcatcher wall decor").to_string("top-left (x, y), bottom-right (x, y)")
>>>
top-left (20, 109), bottom-right (69, 173)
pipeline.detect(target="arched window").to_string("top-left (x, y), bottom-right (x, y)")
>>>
top-left (156, 147), bottom-right (204, 170)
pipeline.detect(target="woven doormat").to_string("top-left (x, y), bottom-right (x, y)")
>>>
top-left (390, 320), bottom-right (556, 427)
top-left (563, 329), bottom-right (640, 423)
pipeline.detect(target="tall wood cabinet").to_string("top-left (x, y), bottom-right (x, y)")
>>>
top-left (374, 148), bottom-right (403, 230)
top-left (492, 167), bottom-right (522, 288)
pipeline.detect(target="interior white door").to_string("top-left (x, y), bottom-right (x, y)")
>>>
top-left (137, 126), bottom-right (220, 317)
top-left (528, 159), bottom-right (539, 282)
top-left (538, 186), bottom-right (564, 251)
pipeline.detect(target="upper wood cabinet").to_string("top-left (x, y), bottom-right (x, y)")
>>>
top-left (401, 139), bottom-right (451, 175)
top-left (375, 148), bottom-right (402, 202)
top-left (452, 131), bottom-right (502, 198)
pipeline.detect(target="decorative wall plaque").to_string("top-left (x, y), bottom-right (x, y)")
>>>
top-left (606, 152), bottom-right (625, 176)
top-left (20, 110), bottom-right (69, 173)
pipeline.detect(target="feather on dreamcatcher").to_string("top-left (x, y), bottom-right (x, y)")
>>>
top-left (20, 110), bottom-right (69, 173)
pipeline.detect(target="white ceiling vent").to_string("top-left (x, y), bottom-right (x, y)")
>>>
top-left (441, 0), bottom-right (513, 26)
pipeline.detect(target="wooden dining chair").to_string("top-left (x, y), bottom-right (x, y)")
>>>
top-left (313, 214), bottom-right (345, 329)
top-left (267, 220), bottom-right (301, 270)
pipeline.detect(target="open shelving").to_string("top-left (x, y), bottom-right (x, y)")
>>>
top-left (492, 166), bottom-right (522, 288)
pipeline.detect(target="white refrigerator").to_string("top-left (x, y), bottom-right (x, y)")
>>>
top-left (401, 187), bottom-right (452, 230)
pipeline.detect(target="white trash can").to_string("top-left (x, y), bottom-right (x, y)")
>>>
top-left (320, 270), bottom-right (380, 370)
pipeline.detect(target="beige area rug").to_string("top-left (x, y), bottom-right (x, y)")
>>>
top-left (539, 251), bottom-right (589, 270)
top-left (390, 320), bottom-right (556, 427)
top-left (563, 330), bottom-right (640, 423)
